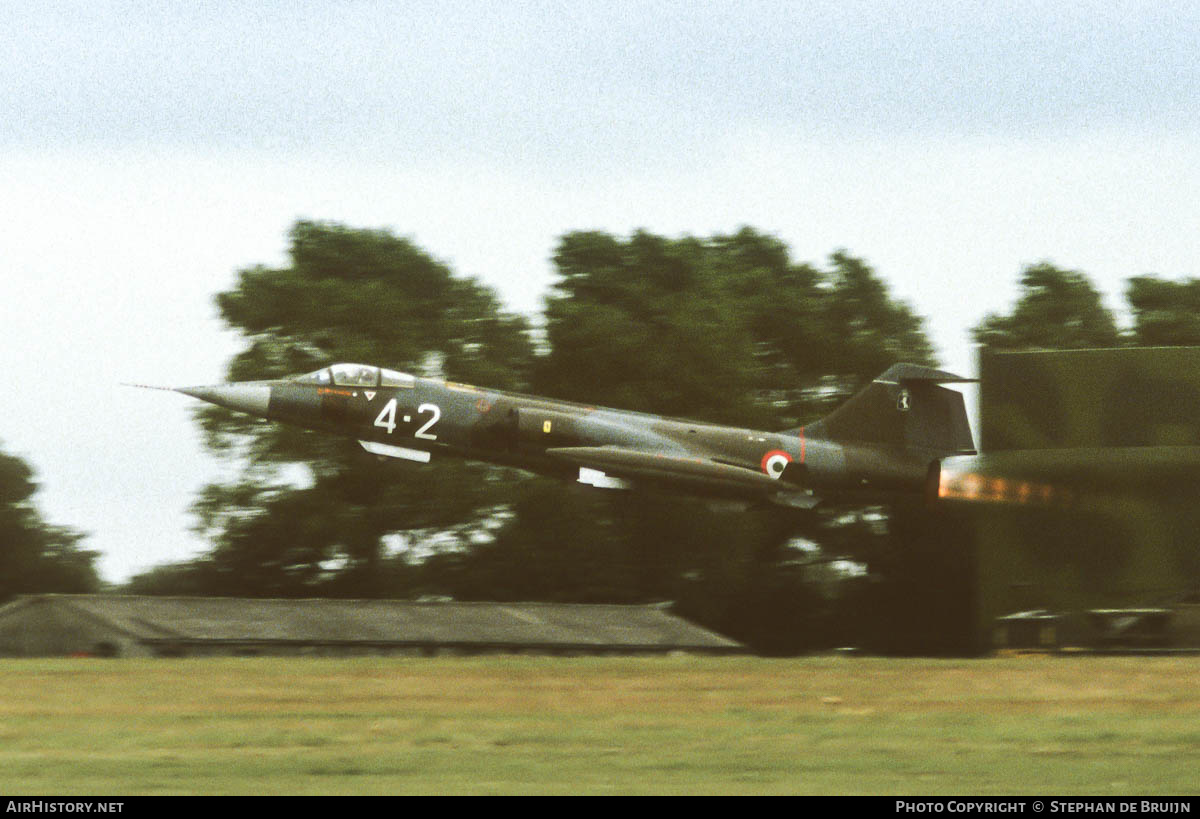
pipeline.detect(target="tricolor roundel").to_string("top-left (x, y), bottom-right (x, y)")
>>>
top-left (761, 449), bottom-right (792, 480)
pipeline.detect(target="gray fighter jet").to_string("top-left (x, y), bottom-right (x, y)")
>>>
top-left (162, 362), bottom-right (975, 509)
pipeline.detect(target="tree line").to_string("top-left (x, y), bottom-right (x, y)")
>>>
top-left (0, 448), bottom-right (97, 602)
top-left (4, 222), bottom-right (1197, 651)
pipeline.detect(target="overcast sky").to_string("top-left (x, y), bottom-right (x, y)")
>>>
top-left (3, 1), bottom-right (1199, 582)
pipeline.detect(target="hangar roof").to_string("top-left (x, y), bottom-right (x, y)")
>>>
top-left (0, 595), bottom-right (742, 652)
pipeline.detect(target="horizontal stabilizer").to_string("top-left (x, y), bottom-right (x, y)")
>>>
top-left (875, 363), bottom-right (976, 384)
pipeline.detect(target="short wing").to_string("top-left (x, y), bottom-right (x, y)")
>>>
top-left (544, 444), bottom-right (787, 494)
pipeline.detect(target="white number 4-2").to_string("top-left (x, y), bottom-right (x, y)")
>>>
top-left (375, 399), bottom-right (439, 440)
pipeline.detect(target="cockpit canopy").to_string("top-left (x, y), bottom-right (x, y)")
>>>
top-left (293, 363), bottom-right (415, 388)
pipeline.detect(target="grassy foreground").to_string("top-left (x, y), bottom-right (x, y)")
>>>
top-left (0, 655), bottom-right (1197, 795)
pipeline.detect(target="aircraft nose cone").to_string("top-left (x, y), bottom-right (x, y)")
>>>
top-left (176, 383), bottom-right (272, 417)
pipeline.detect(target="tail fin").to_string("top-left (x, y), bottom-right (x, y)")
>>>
top-left (801, 364), bottom-right (976, 456)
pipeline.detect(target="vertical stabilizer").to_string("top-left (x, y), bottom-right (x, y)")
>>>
top-left (802, 364), bottom-right (976, 456)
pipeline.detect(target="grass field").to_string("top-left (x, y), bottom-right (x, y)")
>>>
top-left (1, 654), bottom-right (1197, 795)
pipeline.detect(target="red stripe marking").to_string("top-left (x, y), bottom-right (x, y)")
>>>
top-left (799, 426), bottom-right (806, 463)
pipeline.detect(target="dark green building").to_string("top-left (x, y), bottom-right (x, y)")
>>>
top-left (930, 347), bottom-right (1200, 651)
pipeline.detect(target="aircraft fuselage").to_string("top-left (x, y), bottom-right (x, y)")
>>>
top-left (173, 361), bottom-right (971, 508)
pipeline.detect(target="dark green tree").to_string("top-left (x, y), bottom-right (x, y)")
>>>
top-left (179, 221), bottom-right (535, 597)
top-left (974, 262), bottom-right (1122, 350)
top-left (0, 445), bottom-right (99, 602)
top-left (1127, 276), bottom-right (1200, 346)
top-left (538, 229), bottom-right (934, 428)
top-left (535, 230), bottom-right (762, 425)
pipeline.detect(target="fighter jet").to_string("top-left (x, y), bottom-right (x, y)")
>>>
top-left (160, 362), bottom-right (975, 509)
